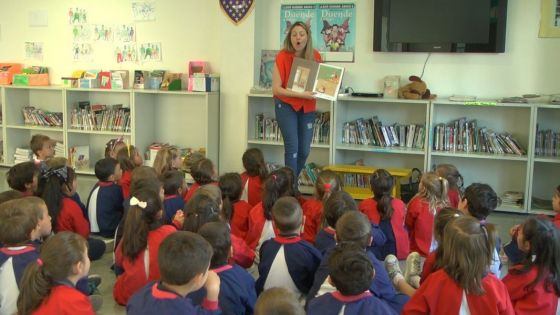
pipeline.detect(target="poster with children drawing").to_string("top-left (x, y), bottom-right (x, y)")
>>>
top-left (93, 24), bottom-right (113, 41)
top-left (25, 42), bottom-right (43, 60)
top-left (72, 43), bottom-right (94, 61)
top-left (139, 42), bottom-right (162, 62)
top-left (279, 5), bottom-right (317, 48)
top-left (68, 7), bottom-right (88, 25)
top-left (115, 24), bottom-right (136, 42)
top-left (115, 44), bottom-right (138, 63)
top-left (132, 2), bottom-right (156, 21)
top-left (71, 24), bottom-right (91, 42)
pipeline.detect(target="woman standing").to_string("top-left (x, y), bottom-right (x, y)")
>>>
top-left (272, 21), bottom-right (322, 181)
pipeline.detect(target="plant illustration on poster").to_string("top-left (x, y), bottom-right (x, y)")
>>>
top-left (280, 3), bottom-right (355, 62)
top-left (132, 2), bottom-right (156, 21)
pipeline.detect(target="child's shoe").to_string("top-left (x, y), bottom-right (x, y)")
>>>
top-left (404, 252), bottom-right (422, 288)
top-left (384, 254), bottom-right (405, 287)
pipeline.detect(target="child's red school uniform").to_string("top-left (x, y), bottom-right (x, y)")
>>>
top-left (183, 182), bottom-right (218, 204)
top-left (32, 284), bottom-right (95, 315)
top-left (420, 251), bottom-right (437, 284)
top-left (301, 198), bottom-right (322, 244)
top-left (230, 200), bottom-right (252, 240)
top-left (405, 196), bottom-right (436, 257)
top-left (448, 188), bottom-right (460, 208)
top-left (359, 197), bottom-right (410, 259)
top-left (240, 172), bottom-right (263, 207)
top-left (113, 225), bottom-right (176, 305)
top-left (57, 197), bottom-right (90, 239)
top-left (245, 203), bottom-right (275, 260)
top-left (553, 213), bottom-right (560, 229)
top-left (502, 265), bottom-right (559, 315)
top-left (402, 269), bottom-right (514, 315)
top-left (120, 170), bottom-right (132, 199)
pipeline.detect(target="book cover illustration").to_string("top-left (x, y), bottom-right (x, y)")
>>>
top-left (286, 58), bottom-right (319, 93)
top-left (312, 63), bottom-right (344, 101)
top-left (280, 5), bottom-right (317, 47)
top-left (259, 50), bottom-right (279, 89)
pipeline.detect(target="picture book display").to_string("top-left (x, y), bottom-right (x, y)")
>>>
top-left (287, 57), bottom-right (344, 101)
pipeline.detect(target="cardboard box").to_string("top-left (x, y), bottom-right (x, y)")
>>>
top-left (190, 74), bottom-right (219, 92)
top-left (79, 78), bottom-right (98, 88)
top-left (28, 73), bottom-right (49, 86)
top-left (0, 63), bottom-right (22, 85)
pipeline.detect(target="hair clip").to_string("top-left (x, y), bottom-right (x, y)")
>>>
top-left (323, 183), bottom-right (332, 193)
top-left (130, 196), bottom-right (147, 209)
top-left (41, 166), bottom-right (68, 182)
top-left (36, 258), bottom-right (43, 266)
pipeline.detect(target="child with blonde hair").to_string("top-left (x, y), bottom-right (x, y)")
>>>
top-left (152, 145), bottom-right (182, 176)
top-left (435, 164), bottom-right (463, 208)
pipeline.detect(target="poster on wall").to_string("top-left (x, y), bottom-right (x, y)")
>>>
top-left (71, 24), bottom-right (91, 42)
top-left (138, 42), bottom-right (162, 62)
top-left (132, 2), bottom-right (156, 21)
top-left (280, 3), bottom-right (355, 62)
top-left (259, 50), bottom-right (279, 89)
top-left (68, 7), bottom-right (88, 25)
top-left (93, 24), bottom-right (114, 41)
top-left (115, 44), bottom-right (138, 63)
top-left (539, 0), bottom-right (560, 37)
top-left (72, 43), bottom-right (94, 61)
top-left (115, 25), bottom-right (136, 42)
top-left (25, 42), bottom-right (43, 60)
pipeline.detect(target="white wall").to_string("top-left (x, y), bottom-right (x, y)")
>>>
top-left (1, 0), bottom-right (559, 173)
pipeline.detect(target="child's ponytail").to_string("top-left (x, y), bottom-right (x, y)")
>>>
top-left (370, 169), bottom-right (394, 220)
top-left (242, 148), bottom-right (268, 181)
top-left (315, 170), bottom-right (342, 202)
top-left (37, 166), bottom-right (74, 231)
top-left (219, 173), bottom-right (244, 222)
top-left (17, 232), bottom-right (87, 315)
top-left (122, 189), bottom-right (162, 260)
top-left (418, 172), bottom-right (449, 215)
top-left (262, 170), bottom-right (291, 220)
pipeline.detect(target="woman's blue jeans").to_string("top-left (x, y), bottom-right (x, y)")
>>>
top-left (274, 98), bottom-right (315, 178)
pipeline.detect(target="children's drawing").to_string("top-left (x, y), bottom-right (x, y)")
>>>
top-left (72, 43), bottom-right (94, 61)
top-left (115, 44), bottom-right (138, 63)
top-left (132, 2), bottom-right (156, 21)
top-left (93, 24), bottom-right (113, 41)
top-left (71, 24), bottom-right (91, 42)
top-left (68, 7), bottom-right (88, 25)
top-left (139, 42), bottom-right (162, 62)
top-left (25, 42), bottom-right (43, 60)
top-left (115, 24), bottom-right (136, 42)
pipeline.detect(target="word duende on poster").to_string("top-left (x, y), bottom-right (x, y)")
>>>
top-left (280, 3), bottom-right (355, 62)
top-left (287, 58), bottom-right (344, 101)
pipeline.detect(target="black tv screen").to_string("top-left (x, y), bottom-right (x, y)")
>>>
top-left (373, 0), bottom-right (508, 53)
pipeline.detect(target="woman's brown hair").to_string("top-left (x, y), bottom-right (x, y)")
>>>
top-left (153, 146), bottom-right (181, 175)
top-left (17, 232), bottom-right (87, 315)
top-left (441, 216), bottom-right (496, 294)
top-left (283, 21), bottom-right (315, 60)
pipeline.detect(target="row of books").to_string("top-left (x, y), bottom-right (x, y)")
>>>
top-left (14, 148), bottom-right (32, 164)
top-left (432, 118), bottom-right (525, 155)
top-left (70, 102), bottom-right (131, 132)
top-left (535, 129), bottom-right (560, 157)
top-left (68, 145), bottom-right (89, 169)
top-left (298, 163), bottom-right (321, 187)
top-left (342, 173), bottom-right (371, 189)
top-left (22, 107), bottom-right (63, 127)
top-left (254, 112), bottom-right (331, 145)
top-left (341, 117), bottom-right (425, 149)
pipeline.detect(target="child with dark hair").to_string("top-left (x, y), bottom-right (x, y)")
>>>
top-left (245, 169), bottom-right (294, 264)
top-left (188, 222), bottom-right (256, 315)
top-left (219, 172), bottom-right (252, 240)
top-left (160, 170), bottom-right (186, 224)
top-left (116, 144), bottom-right (143, 199)
top-left (104, 137), bottom-right (126, 159)
top-left (402, 216), bottom-right (513, 315)
top-left (17, 232), bottom-right (94, 315)
top-left (6, 161), bottom-right (39, 196)
top-left (37, 165), bottom-right (106, 261)
top-left (184, 158), bottom-right (217, 203)
top-left (256, 196), bottom-right (322, 297)
top-left (127, 231), bottom-right (221, 314)
top-left (0, 197), bottom-right (51, 315)
top-left (435, 164), bottom-right (463, 208)
top-left (502, 217), bottom-right (560, 315)
top-left (113, 189), bottom-right (176, 305)
top-left (255, 287), bottom-right (305, 315)
top-left (307, 244), bottom-right (397, 315)
top-left (309, 211), bottom-right (407, 314)
top-left (458, 183), bottom-right (502, 276)
top-left (360, 168), bottom-right (410, 260)
top-left (301, 170), bottom-right (342, 244)
top-left (241, 148), bottom-right (268, 207)
top-left (30, 134), bottom-right (54, 162)
top-left (87, 157), bottom-right (124, 237)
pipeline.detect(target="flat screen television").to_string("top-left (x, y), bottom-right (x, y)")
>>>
top-left (373, 0), bottom-right (508, 53)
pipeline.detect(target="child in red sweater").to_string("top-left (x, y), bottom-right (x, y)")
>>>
top-left (302, 170), bottom-right (341, 244)
top-left (116, 145), bottom-right (143, 199)
top-left (184, 158), bottom-right (217, 203)
top-left (219, 172), bottom-right (252, 240)
top-left (240, 148), bottom-right (268, 207)
top-left (435, 164), bottom-right (463, 208)
top-left (17, 232), bottom-right (94, 315)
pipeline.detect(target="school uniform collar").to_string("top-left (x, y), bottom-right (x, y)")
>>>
top-left (211, 264), bottom-right (233, 274)
top-left (164, 194), bottom-right (180, 200)
top-left (152, 282), bottom-right (182, 299)
top-left (332, 290), bottom-right (372, 303)
top-left (55, 279), bottom-right (76, 288)
top-left (274, 234), bottom-right (301, 244)
top-left (97, 181), bottom-right (115, 187)
top-left (0, 246), bottom-right (36, 255)
top-left (324, 226), bottom-right (336, 235)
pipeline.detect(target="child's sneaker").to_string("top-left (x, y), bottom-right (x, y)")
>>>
top-left (409, 275), bottom-right (421, 289)
top-left (404, 252), bottom-right (422, 288)
top-left (87, 274), bottom-right (102, 295)
top-left (384, 254), bottom-right (405, 287)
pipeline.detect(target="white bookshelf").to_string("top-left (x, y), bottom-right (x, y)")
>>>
top-left (0, 86), bottom-right (220, 174)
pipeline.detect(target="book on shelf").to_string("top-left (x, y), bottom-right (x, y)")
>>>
top-left (259, 50), bottom-right (279, 89)
top-left (14, 147), bottom-right (32, 164)
top-left (22, 107), bottom-right (63, 127)
top-left (68, 145), bottom-right (89, 170)
top-left (432, 117), bottom-right (526, 155)
top-left (341, 116), bottom-right (425, 149)
top-left (53, 141), bottom-right (65, 157)
top-left (254, 111), bottom-right (331, 144)
top-left (70, 103), bottom-right (131, 132)
top-left (535, 126), bottom-right (560, 157)
top-left (286, 58), bottom-right (345, 101)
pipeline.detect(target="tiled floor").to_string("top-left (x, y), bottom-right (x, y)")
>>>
top-left (0, 168), bottom-right (531, 314)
